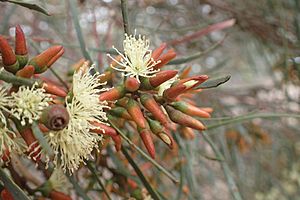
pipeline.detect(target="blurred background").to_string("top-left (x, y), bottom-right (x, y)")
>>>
top-left (0, 0), bottom-right (299, 199)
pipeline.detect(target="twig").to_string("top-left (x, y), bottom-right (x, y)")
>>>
top-left (121, 0), bottom-right (130, 35)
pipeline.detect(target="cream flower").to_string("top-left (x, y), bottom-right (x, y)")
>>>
top-left (0, 122), bottom-right (22, 160)
top-left (47, 65), bottom-right (109, 173)
top-left (0, 84), bottom-right (11, 125)
top-left (107, 33), bottom-right (160, 82)
top-left (10, 83), bottom-right (52, 126)
top-left (158, 75), bottom-right (178, 96)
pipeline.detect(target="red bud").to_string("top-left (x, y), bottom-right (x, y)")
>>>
top-left (165, 105), bottom-right (206, 131)
top-left (0, 36), bottom-right (19, 73)
top-left (112, 134), bottom-right (122, 151)
top-left (29, 45), bottom-right (64, 73)
top-left (153, 49), bottom-right (176, 70)
top-left (16, 65), bottom-right (35, 78)
top-left (171, 101), bottom-right (211, 118)
top-left (99, 85), bottom-right (126, 101)
top-left (15, 25), bottom-right (27, 55)
top-left (149, 70), bottom-right (178, 88)
top-left (42, 82), bottom-right (67, 97)
top-left (124, 77), bottom-right (140, 92)
top-left (91, 121), bottom-right (118, 137)
top-left (163, 84), bottom-right (186, 100)
top-left (126, 99), bottom-right (147, 129)
top-left (139, 129), bottom-right (155, 158)
top-left (20, 128), bottom-right (41, 161)
top-left (1, 188), bottom-right (14, 200)
top-left (152, 43), bottom-right (167, 61)
top-left (140, 94), bottom-right (169, 127)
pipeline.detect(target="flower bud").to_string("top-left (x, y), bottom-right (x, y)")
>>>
top-left (29, 45), bottom-right (64, 74)
top-left (0, 36), bottom-right (19, 73)
top-left (41, 82), bottom-right (67, 97)
top-left (163, 84), bottom-right (186, 100)
top-left (171, 101), bottom-right (211, 118)
top-left (152, 43), bottom-right (167, 61)
top-left (99, 85), bottom-right (126, 101)
top-left (153, 49), bottom-right (176, 70)
top-left (15, 25), bottom-right (28, 68)
top-left (91, 121), bottom-right (118, 137)
top-left (98, 70), bottom-right (112, 83)
top-left (20, 128), bottom-right (41, 161)
top-left (125, 98), bottom-right (147, 129)
top-left (16, 65), bottom-right (35, 78)
top-left (108, 107), bottom-right (132, 120)
top-left (125, 77), bottom-right (140, 92)
top-left (165, 105), bottom-right (206, 131)
top-left (40, 104), bottom-right (69, 131)
top-left (139, 128), bottom-right (155, 158)
top-left (180, 127), bottom-right (195, 140)
top-left (140, 93), bottom-right (169, 127)
top-left (112, 134), bottom-right (122, 151)
top-left (149, 70), bottom-right (178, 88)
top-left (1, 188), bottom-right (14, 200)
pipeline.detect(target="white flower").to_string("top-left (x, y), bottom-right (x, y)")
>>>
top-left (0, 84), bottom-right (11, 125)
top-left (0, 123), bottom-right (22, 160)
top-left (47, 65), bottom-right (109, 173)
top-left (107, 33), bottom-right (160, 82)
top-left (48, 168), bottom-right (71, 194)
top-left (10, 83), bottom-right (52, 126)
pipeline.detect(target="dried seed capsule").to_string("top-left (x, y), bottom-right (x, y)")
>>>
top-left (40, 104), bottom-right (69, 131)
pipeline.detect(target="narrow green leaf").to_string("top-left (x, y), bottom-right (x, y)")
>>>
top-left (1, 0), bottom-right (50, 16)
top-left (122, 147), bottom-right (162, 200)
top-left (0, 168), bottom-right (31, 200)
top-left (31, 122), bottom-right (54, 157)
top-left (68, 0), bottom-right (92, 62)
top-left (197, 75), bottom-right (231, 89)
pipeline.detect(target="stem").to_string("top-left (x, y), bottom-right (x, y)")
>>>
top-left (0, 69), bottom-right (36, 86)
top-left (121, 0), bottom-right (130, 35)
top-left (108, 118), bottom-right (179, 183)
top-left (206, 113), bottom-right (300, 130)
top-left (202, 132), bottom-right (243, 200)
top-left (86, 162), bottom-right (112, 200)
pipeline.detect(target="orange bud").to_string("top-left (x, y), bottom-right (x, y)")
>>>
top-left (179, 66), bottom-right (192, 79)
top-left (91, 121), bottom-right (118, 137)
top-left (163, 84), bottom-right (186, 100)
top-left (180, 127), bottom-right (195, 140)
top-left (199, 107), bottom-right (213, 113)
top-left (0, 36), bottom-right (19, 73)
top-left (126, 99), bottom-right (147, 129)
top-left (1, 188), bottom-right (14, 200)
top-left (124, 77), bottom-right (140, 92)
top-left (152, 43), bottom-right (167, 61)
top-left (139, 129), bottom-right (155, 158)
top-left (99, 85), bottom-right (126, 101)
top-left (16, 65), bottom-right (35, 78)
top-left (49, 190), bottom-right (72, 200)
top-left (72, 58), bottom-right (88, 72)
top-left (42, 82), bottom-right (67, 97)
top-left (15, 25), bottom-right (27, 55)
top-left (171, 101), bottom-right (211, 118)
top-left (20, 128), bottom-right (41, 161)
top-left (112, 134), bottom-right (122, 151)
top-left (140, 93), bottom-right (169, 127)
top-left (153, 49), bottom-right (176, 70)
top-left (110, 55), bottom-right (122, 68)
top-left (1, 148), bottom-right (10, 163)
top-left (165, 105), bottom-right (206, 131)
top-left (149, 70), bottom-right (178, 88)
top-left (29, 45), bottom-right (64, 73)
top-left (127, 178), bottom-right (138, 189)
